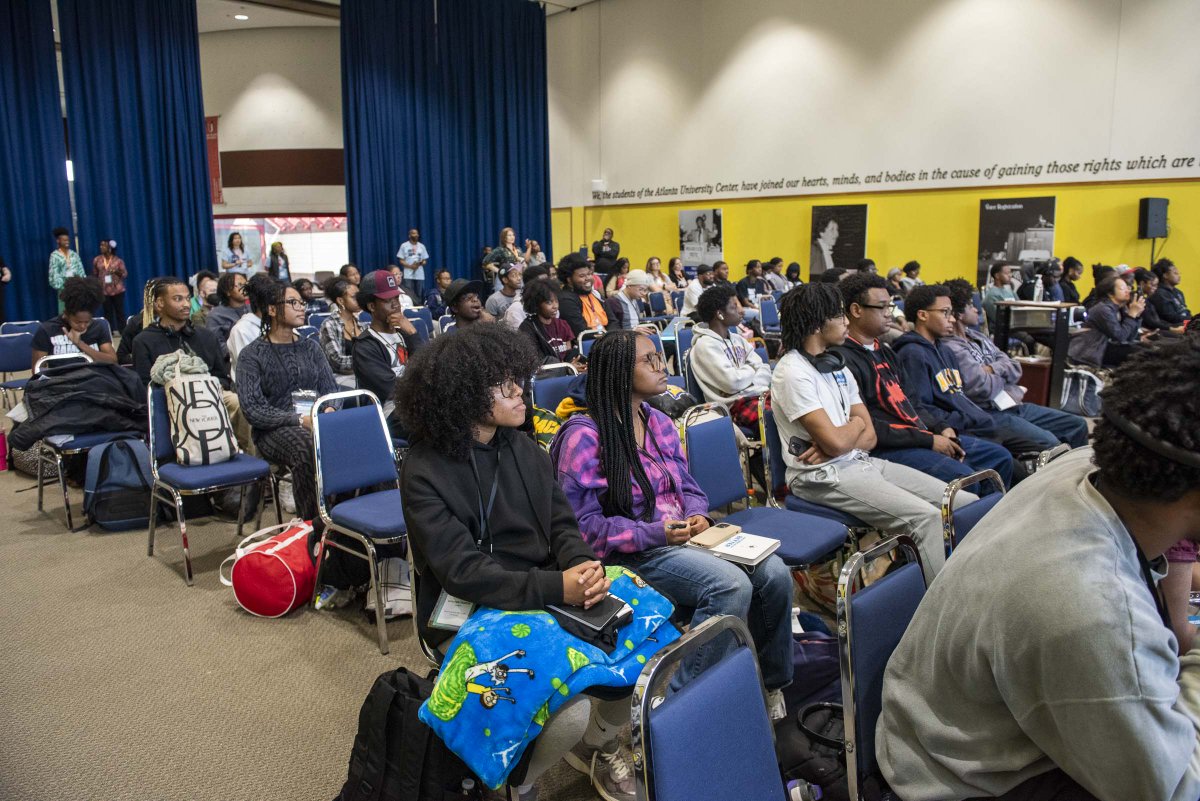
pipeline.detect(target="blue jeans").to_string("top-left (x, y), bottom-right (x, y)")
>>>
top-left (990, 403), bottom-right (1090, 453)
top-left (402, 277), bottom-right (424, 298)
top-left (610, 546), bottom-right (794, 691)
top-left (875, 433), bottom-right (1013, 490)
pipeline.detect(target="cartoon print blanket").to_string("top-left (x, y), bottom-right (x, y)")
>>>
top-left (418, 567), bottom-right (679, 789)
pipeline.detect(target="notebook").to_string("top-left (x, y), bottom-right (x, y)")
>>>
top-left (686, 522), bottom-right (780, 567)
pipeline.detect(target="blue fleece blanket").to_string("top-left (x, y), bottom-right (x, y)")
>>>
top-left (418, 567), bottom-right (680, 789)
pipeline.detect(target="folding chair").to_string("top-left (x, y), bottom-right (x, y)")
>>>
top-left (1036, 442), bottom-right (1071, 470)
top-left (577, 328), bottom-right (604, 357)
top-left (147, 386), bottom-right (272, 584)
top-left (531, 363), bottom-right (579, 413)
top-left (307, 312), bottom-right (330, 329)
top-left (669, 290), bottom-right (685, 312)
top-left (34, 352), bottom-right (92, 374)
top-left (312, 389), bottom-right (406, 654)
top-left (0, 332), bottom-right (33, 408)
top-left (438, 314), bottom-right (456, 334)
top-left (681, 404), bottom-right (848, 568)
top-left (837, 535), bottom-right (926, 801)
top-left (683, 352), bottom-right (706, 402)
top-left (404, 306), bottom-right (434, 334)
top-left (0, 321), bottom-right (40, 336)
top-left (941, 469), bottom-right (1005, 553)
top-left (358, 310), bottom-right (371, 325)
top-left (759, 297), bottom-right (781, 335)
top-left (672, 321), bottom-right (694, 380)
top-left (631, 615), bottom-right (786, 801)
top-left (295, 325), bottom-right (318, 341)
top-left (406, 316), bottom-right (432, 345)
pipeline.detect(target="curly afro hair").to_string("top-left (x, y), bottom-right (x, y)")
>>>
top-left (695, 284), bottom-right (738, 323)
top-left (838, 271), bottom-right (888, 311)
top-left (59, 276), bottom-right (104, 316)
top-left (1092, 337), bottom-right (1200, 502)
top-left (395, 323), bottom-right (540, 460)
top-left (942, 278), bottom-right (976, 315)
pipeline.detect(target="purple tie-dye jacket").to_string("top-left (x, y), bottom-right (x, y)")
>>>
top-left (550, 405), bottom-right (710, 558)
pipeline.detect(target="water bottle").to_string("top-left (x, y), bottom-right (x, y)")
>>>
top-left (1033, 275), bottom-right (1044, 302)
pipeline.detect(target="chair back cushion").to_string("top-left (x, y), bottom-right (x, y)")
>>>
top-left (316, 404), bottom-right (398, 496)
top-left (762, 408), bottom-right (789, 496)
top-left (953, 493), bottom-right (1002, 545)
top-left (648, 647), bottom-right (784, 801)
top-left (532, 375), bottom-right (575, 414)
top-left (847, 560), bottom-right (926, 779)
top-left (0, 332), bottom-right (33, 373)
top-left (683, 415), bottom-right (744, 510)
top-left (149, 386), bottom-right (175, 462)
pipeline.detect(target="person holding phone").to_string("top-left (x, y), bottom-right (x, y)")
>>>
top-left (221, 232), bottom-right (253, 275)
top-left (550, 330), bottom-right (793, 716)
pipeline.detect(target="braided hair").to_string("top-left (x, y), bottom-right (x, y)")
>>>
top-left (252, 278), bottom-right (288, 337)
top-left (779, 283), bottom-right (844, 354)
top-left (585, 330), bottom-right (657, 521)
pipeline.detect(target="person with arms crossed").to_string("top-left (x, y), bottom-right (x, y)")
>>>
top-left (396, 228), bottom-right (429, 298)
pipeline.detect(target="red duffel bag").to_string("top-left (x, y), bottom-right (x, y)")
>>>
top-left (219, 519), bottom-right (320, 618)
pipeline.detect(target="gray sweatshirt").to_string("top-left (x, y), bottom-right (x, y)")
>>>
top-left (942, 329), bottom-right (1025, 409)
top-left (689, 323), bottom-right (772, 406)
top-left (877, 447), bottom-right (1200, 801)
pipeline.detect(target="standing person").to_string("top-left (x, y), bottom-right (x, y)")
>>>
top-left (424, 267), bottom-right (452, 319)
top-left (690, 285), bottom-right (772, 430)
top-left (877, 340), bottom-right (1200, 801)
top-left (770, 283), bottom-right (973, 584)
top-left (317, 277), bottom-right (363, 388)
top-left (221, 232), bottom-right (253, 275)
top-left (832, 273), bottom-right (1014, 488)
top-left (666, 257), bottom-right (689, 290)
top-left (485, 264), bottom-right (523, 318)
top-left (0, 256), bottom-right (10, 324)
top-left (397, 324), bottom-right (635, 801)
top-left (1151, 258), bottom-right (1192, 326)
top-left (591, 228), bottom-right (620, 275)
top-left (981, 263), bottom-right (1017, 327)
top-left (31, 277), bottom-right (117, 368)
top-left (604, 258), bottom-right (630, 297)
top-left (1060, 256), bottom-right (1084, 304)
top-left (810, 215), bottom-right (838, 279)
top-left (556, 253), bottom-right (607, 336)
top-left (266, 242), bottom-right (291, 282)
top-left (483, 227), bottom-right (532, 293)
top-left (91, 239), bottom-right (127, 333)
top-left (48, 227), bottom-right (85, 311)
top-left (205, 271), bottom-right (249, 357)
top-left (190, 270), bottom-right (219, 326)
top-left (680, 263), bottom-right (716, 318)
top-left (339, 263), bottom-right (361, 286)
top-left (518, 278), bottom-right (582, 367)
top-left (352, 270), bottom-right (419, 422)
top-left (1068, 274), bottom-right (1146, 368)
top-left (396, 228), bottom-right (429, 298)
top-left (551, 330), bottom-right (794, 716)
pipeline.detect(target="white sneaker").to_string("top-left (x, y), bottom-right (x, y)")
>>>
top-left (364, 557), bottom-right (413, 619)
top-left (278, 480), bottom-right (296, 515)
top-left (767, 689), bottom-right (787, 722)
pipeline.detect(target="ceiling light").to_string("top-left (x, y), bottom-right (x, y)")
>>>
top-left (234, 14), bottom-right (249, 20)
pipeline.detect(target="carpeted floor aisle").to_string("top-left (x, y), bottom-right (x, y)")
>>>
top-left (0, 468), bottom-right (599, 801)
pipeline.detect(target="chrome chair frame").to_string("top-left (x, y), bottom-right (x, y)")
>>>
top-left (147, 385), bottom-right (270, 585)
top-left (836, 535), bottom-right (924, 801)
top-left (0, 331), bottom-right (33, 409)
top-left (630, 615), bottom-right (769, 801)
top-left (576, 327), bottom-right (605, 357)
top-left (32, 353), bottom-right (103, 530)
top-left (940, 469), bottom-right (1005, 552)
top-left (33, 352), bottom-right (92, 375)
top-left (1036, 442), bottom-right (1071, 470)
top-left (311, 388), bottom-right (404, 655)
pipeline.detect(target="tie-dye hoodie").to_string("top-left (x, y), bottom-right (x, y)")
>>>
top-left (550, 405), bottom-right (710, 558)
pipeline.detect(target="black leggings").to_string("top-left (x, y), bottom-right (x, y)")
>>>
top-left (102, 293), bottom-right (126, 334)
top-left (253, 425), bottom-right (319, 521)
top-left (968, 769), bottom-right (1100, 801)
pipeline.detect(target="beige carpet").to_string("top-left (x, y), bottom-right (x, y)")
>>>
top-left (0, 467), bottom-right (599, 801)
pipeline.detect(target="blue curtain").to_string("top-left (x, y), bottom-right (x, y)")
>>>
top-left (57, 0), bottom-right (215, 309)
top-left (342, 0), bottom-right (551, 280)
top-left (0, 0), bottom-right (73, 322)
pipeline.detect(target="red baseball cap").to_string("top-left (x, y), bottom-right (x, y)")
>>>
top-left (360, 270), bottom-right (401, 299)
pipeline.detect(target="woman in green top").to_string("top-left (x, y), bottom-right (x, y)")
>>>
top-left (49, 227), bottom-right (85, 313)
top-left (482, 226), bottom-right (532, 293)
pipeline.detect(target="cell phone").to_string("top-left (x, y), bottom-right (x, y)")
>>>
top-left (667, 522), bottom-right (688, 530)
top-left (787, 436), bottom-right (811, 457)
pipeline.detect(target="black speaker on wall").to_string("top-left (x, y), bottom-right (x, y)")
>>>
top-left (1139, 197), bottom-right (1168, 239)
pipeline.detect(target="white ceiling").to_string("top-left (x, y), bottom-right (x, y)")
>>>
top-left (195, 0), bottom-right (339, 33)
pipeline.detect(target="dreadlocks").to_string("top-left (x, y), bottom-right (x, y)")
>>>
top-left (779, 283), bottom-right (844, 353)
top-left (585, 330), bottom-right (657, 521)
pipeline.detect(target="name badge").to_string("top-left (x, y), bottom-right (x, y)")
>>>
top-left (430, 590), bottom-right (475, 631)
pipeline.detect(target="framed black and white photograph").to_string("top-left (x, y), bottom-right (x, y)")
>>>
top-left (809, 204), bottom-right (868, 279)
top-left (679, 208), bottom-right (723, 269)
top-left (977, 196), bottom-right (1056, 286)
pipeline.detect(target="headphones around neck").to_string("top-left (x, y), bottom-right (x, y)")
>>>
top-left (801, 348), bottom-right (846, 374)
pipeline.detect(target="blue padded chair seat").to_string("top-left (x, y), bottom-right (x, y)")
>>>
top-left (952, 493), bottom-right (1003, 544)
top-left (1, 377), bottom-right (28, 391)
top-left (648, 647), bottom-right (785, 801)
top-left (330, 489), bottom-right (406, 539)
top-left (723, 507), bottom-right (847, 566)
top-left (157, 453), bottom-right (271, 490)
top-left (50, 431), bottom-right (138, 452)
top-left (784, 494), bottom-right (869, 529)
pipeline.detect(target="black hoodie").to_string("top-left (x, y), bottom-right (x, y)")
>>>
top-left (131, 320), bottom-right (230, 389)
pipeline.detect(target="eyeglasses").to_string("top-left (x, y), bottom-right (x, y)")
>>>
top-left (282, 298), bottom-right (307, 310)
top-left (927, 307), bottom-right (956, 317)
top-left (859, 303), bottom-right (896, 312)
top-left (639, 352), bottom-right (667, 371)
top-left (495, 377), bottom-right (526, 399)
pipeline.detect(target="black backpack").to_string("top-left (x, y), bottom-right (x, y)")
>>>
top-left (82, 439), bottom-right (153, 531)
top-left (334, 668), bottom-right (474, 801)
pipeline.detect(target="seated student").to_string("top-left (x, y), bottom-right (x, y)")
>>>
top-left (763, 257), bottom-right (790, 292)
top-left (981, 263), bottom-right (1017, 327)
top-left (441, 278), bottom-right (495, 329)
top-left (423, 267), bottom-right (452, 319)
top-left (556, 253), bottom-right (608, 336)
top-left (1133, 267), bottom-right (1182, 334)
top-left (604, 257), bottom-right (630, 297)
top-left (293, 278), bottom-right (328, 318)
top-left (1059, 256), bottom-right (1084, 304)
top-left (116, 278), bottom-right (164, 366)
top-left (228, 273), bottom-right (277, 373)
top-left (1150, 258), bottom-right (1191, 326)
top-left (503, 264), bottom-right (552, 329)
top-left (551, 330), bottom-right (794, 717)
top-left (679, 262), bottom-right (716, 317)
top-left (189, 270), bottom-right (219, 327)
top-left (689, 284), bottom-right (772, 430)
top-left (770, 284), bottom-right (975, 583)
top-left (485, 264), bottom-right (524, 318)
top-left (518, 278), bottom-right (583, 367)
top-left (942, 279), bottom-right (1089, 450)
top-left (877, 339), bottom-right (1200, 801)
top-left (897, 285), bottom-right (1067, 464)
top-left (339, 263), bottom-right (361, 286)
top-left (397, 324), bottom-right (634, 801)
top-left (351, 270), bottom-right (419, 426)
top-left (885, 267), bottom-right (906, 301)
top-left (833, 273), bottom-right (1014, 488)
top-left (899, 260), bottom-right (923, 293)
top-left (603, 268), bottom-right (654, 331)
top-left (1015, 260), bottom-right (1065, 302)
top-left (31, 277), bottom-right (117, 369)
top-left (734, 259), bottom-right (769, 323)
top-left (1068, 273), bottom-right (1145, 368)
top-left (317, 277), bottom-right (363, 388)
top-left (1081, 264), bottom-right (1116, 310)
top-left (205, 271), bottom-right (249, 357)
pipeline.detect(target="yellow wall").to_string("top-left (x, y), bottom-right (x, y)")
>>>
top-left (552, 179), bottom-right (1200, 299)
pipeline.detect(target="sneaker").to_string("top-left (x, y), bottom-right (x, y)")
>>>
top-left (278, 480), bottom-right (296, 515)
top-left (767, 688), bottom-right (787, 722)
top-left (592, 744), bottom-right (636, 801)
top-left (364, 558), bottom-right (413, 619)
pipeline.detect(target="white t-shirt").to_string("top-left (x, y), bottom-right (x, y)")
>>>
top-left (227, 312), bottom-right (262, 373)
top-left (770, 350), bottom-right (864, 479)
top-left (681, 278), bottom-right (706, 316)
top-left (368, 328), bottom-right (406, 416)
